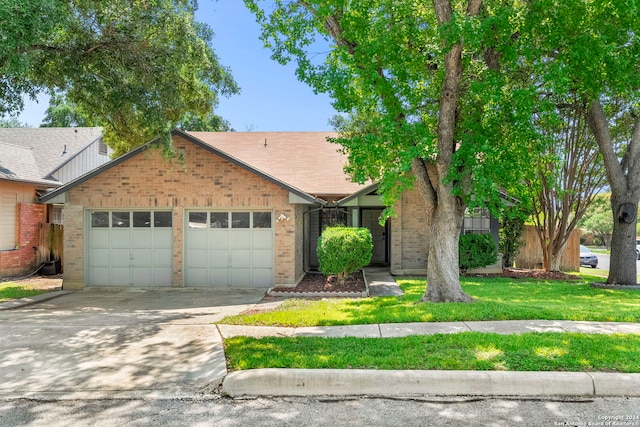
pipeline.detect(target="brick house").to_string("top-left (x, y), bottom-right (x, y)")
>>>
top-left (41, 130), bottom-right (500, 289)
top-left (0, 128), bottom-right (110, 277)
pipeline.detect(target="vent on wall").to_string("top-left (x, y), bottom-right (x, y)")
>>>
top-left (98, 139), bottom-right (108, 156)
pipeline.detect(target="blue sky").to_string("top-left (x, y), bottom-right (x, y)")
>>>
top-left (18, 1), bottom-right (337, 131)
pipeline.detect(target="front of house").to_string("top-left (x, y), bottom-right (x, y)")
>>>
top-left (41, 130), bottom-right (499, 289)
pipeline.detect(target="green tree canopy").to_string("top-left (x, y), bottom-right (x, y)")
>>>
top-left (1, 0), bottom-right (238, 155)
top-left (247, 0), bottom-right (544, 301)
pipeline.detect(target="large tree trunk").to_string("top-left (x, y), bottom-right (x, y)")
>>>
top-left (422, 192), bottom-right (473, 302)
top-left (607, 194), bottom-right (639, 285)
top-left (586, 100), bottom-right (640, 285)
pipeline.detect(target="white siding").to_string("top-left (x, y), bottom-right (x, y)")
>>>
top-left (0, 192), bottom-right (17, 250)
top-left (50, 138), bottom-right (112, 184)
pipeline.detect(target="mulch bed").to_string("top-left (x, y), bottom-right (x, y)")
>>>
top-left (471, 268), bottom-right (582, 281)
top-left (271, 271), bottom-right (366, 294)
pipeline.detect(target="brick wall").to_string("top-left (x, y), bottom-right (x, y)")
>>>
top-left (390, 187), bottom-right (430, 275)
top-left (64, 136), bottom-right (299, 289)
top-left (0, 203), bottom-right (47, 277)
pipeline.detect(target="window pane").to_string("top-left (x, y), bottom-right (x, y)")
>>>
top-left (91, 212), bottom-right (109, 228)
top-left (232, 212), bottom-right (250, 228)
top-left (154, 211), bottom-right (172, 228)
top-left (210, 212), bottom-right (229, 228)
top-left (133, 211), bottom-right (151, 227)
top-left (253, 212), bottom-right (271, 228)
top-left (188, 212), bottom-right (207, 229)
top-left (112, 212), bottom-right (130, 228)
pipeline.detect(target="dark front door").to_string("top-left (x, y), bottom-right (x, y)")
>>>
top-left (361, 208), bottom-right (388, 265)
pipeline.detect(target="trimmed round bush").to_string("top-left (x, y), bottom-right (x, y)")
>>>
top-left (317, 226), bottom-right (373, 285)
top-left (459, 233), bottom-right (498, 272)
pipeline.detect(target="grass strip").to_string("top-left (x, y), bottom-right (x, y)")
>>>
top-left (221, 275), bottom-right (640, 326)
top-left (225, 332), bottom-right (640, 373)
top-left (0, 282), bottom-right (48, 302)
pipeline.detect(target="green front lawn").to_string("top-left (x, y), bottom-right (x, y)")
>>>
top-left (225, 332), bottom-right (640, 373)
top-left (0, 282), bottom-right (48, 302)
top-left (221, 274), bottom-right (640, 326)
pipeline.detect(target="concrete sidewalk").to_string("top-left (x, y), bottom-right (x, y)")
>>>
top-left (219, 320), bottom-right (640, 398)
top-left (218, 319), bottom-right (640, 338)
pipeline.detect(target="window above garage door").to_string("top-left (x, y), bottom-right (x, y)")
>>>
top-left (187, 211), bottom-right (271, 229)
top-left (91, 211), bottom-right (172, 228)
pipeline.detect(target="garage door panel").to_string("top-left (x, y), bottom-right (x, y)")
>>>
top-left (88, 210), bottom-right (173, 287)
top-left (252, 249), bottom-right (272, 268)
top-left (253, 230), bottom-right (272, 248)
top-left (111, 249), bottom-right (131, 267)
top-left (132, 267), bottom-right (152, 285)
top-left (230, 268), bottom-right (251, 286)
top-left (252, 268), bottom-right (273, 286)
top-left (89, 248), bottom-right (110, 267)
top-left (231, 249), bottom-right (251, 267)
top-left (153, 230), bottom-right (173, 249)
top-left (186, 249), bottom-right (208, 267)
top-left (209, 268), bottom-right (229, 286)
top-left (229, 230), bottom-right (251, 248)
top-left (131, 248), bottom-right (152, 266)
top-left (111, 267), bottom-right (131, 285)
top-left (111, 230), bottom-right (131, 249)
top-left (185, 210), bottom-right (273, 288)
top-left (89, 267), bottom-right (110, 285)
top-left (186, 268), bottom-right (208, 285)
top-left (154, 248), bottom-right (173, 267)
top-left (153, 267), bottom-right (172, 285)
top-left (132, 230), bottom-right (152, 248)
top-left (208, 230), bottom-right (229, 249)
top-left (90, 230), bottom-right (110, 249)
top-left (209, 249), bottom-right (229, 267)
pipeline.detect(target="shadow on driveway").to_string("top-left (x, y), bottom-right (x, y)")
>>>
top-left (0, 288), bottom-right (265, 397)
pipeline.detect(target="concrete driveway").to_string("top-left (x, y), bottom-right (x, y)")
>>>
top-left (0, 287), bottom-right (265, 399)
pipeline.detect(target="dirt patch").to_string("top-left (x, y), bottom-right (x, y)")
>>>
top-left (271, 271), bottom-right (366, 294)
top-left (0, 274), bottom-right (63, 290)
top-left (468, 268), bottom-right (581, 281)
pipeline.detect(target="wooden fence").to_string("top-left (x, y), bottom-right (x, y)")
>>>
top-left (36, 223), bottom-right (64, 273)
top-left (514, 226), bottom-right (580, 271)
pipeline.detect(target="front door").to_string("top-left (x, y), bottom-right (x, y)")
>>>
top-left (361, 208), bottom-right (388, 265)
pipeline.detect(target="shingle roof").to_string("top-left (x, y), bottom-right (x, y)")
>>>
top-left (188, 132), bottom-right (366, 197)
top-left (0, 127), bottom-right (102, 184)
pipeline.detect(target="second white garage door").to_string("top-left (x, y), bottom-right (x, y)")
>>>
top-left (185, 211), bottom-right (273, 287)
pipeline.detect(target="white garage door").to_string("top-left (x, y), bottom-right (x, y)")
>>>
top-left (185, 211), bottom-right (273, 287)
top-left (88, 210), bottom-right (173, 286)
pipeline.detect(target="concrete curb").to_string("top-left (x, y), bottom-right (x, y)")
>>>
top-left (0, 290), bottom-right (71, 311)
top-left (222, 369), bottom-right (640, 398)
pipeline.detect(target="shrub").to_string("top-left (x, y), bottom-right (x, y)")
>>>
top-left (317, 226), bottom-right (373, 285)
top-left (459, 233), bottom-right (498, 273)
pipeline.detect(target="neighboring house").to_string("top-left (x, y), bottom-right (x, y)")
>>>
top-left (0, 127), bottom-right (110, 277)
top-left (40, 130), bottom-right (501, 289)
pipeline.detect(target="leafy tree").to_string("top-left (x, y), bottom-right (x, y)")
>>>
top-left (578, 193), bottom-right (613, 249)
top-left (1, 0), bottom-right (237, 155)
top-left (40, 94), bottom-right (97, 128)
top-left (530, 97), bottom-right (607, 271)
top-left (246, 0), bottom-right (543, 301)
top-left (499, 205), bottom-right (529, 268)
top-left (0, 117), bottom-right (30, 128)
top-left (524, 1), bottom-right (640, 285)
top-left (176, 112), bottom-right (234, 132)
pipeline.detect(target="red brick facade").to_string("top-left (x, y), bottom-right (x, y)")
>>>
top-left (63, 136), bottom-right (304, 289)
top-left (0, 203), bottom-right (47, 277)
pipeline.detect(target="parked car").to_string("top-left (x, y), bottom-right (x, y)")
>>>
top-left (579, 245), bottom-right (598, 268)
top-left (636, 239), bottom-right (640, 260)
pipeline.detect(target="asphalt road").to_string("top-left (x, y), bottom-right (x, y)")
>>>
top-left (590, 253), bottom-right (640, 272)
top-left (1, 396), bottom-right (640, 427)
